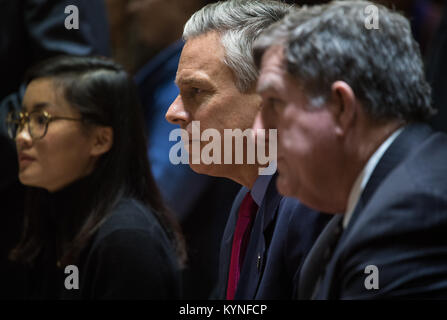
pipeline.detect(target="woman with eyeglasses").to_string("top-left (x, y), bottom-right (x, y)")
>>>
top-left (6, 56), bottom-right (186, 299)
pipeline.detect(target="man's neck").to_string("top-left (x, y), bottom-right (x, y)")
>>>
top-left (357, 120), bottom-right (405, 168)
top-left (230, 164), bottom-right (260, 189)
top-left (343, 124), bottom-right (405, 227)
top-left (333, 119), bottom-right (405, 213)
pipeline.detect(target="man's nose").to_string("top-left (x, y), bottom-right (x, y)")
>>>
top-left (166, 95), bottom-right (189, 126)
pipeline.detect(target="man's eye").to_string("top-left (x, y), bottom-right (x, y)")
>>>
top-left (268, 98), bottom-right (283, 111)
top-left (183, 87), bottom-right (203, 99)
top-left (191, 87), bottom-right (202, 95)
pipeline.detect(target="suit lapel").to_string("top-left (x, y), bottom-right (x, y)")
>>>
top-left (235, 174), bottom-right (282, 299)
top-left (298, 214), bottom-right (343, 299)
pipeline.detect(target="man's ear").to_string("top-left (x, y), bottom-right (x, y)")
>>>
top-left (90, 126), bottom-right (113, 157)
top-left (330, 81), bottom-right (357, 136)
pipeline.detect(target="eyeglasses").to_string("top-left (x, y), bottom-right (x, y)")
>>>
top-left (6, 110), bottom-right (83, 140)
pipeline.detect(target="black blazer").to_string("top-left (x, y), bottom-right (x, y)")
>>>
top-left (426, 6), bottom-right (447, 133)
top-left (299, 124), bottom-right (447, 299)
top-left (214, 174), bottom-right (329, 299)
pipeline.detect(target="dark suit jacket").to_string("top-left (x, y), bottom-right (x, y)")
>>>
top-left (214, 173), bottom-right (329, 299)
top-left (300, 124), bottom-right (447, 299)
top-left (426, 6), bottom-right (447, 133)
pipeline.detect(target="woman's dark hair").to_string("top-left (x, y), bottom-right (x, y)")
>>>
top-left (10, 56), bottom-right (186, 266)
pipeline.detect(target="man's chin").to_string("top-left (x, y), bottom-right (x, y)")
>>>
top-left (189, 163), bottom-right (232, 181)
top-left (189, 163), bottom-right (215, 176)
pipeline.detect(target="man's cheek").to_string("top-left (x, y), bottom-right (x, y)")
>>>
top-left (279, 133), bottom-right (293, 156)
top-left (276, 171), bottom-right (293, 197)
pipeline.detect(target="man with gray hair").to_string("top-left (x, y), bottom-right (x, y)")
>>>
top-left (253, 0), bottom-right (447, 299)
top-left (166, 0), bottom-right (329, 299)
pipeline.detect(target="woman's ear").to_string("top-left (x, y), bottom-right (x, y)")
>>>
top-left (90, 126), bottom-right (113, 157)
top-left (330, 81), bottom-right (357, 137)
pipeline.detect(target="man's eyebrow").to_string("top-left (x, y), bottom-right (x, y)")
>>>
top-left (21, 102), bottom-right (50, 113)
top-left (257, 80), bottom-right (276, 94)
top-left (175, 76), bottom-right (211, 88)
top-left (257, 73), bottom-right (288, 94)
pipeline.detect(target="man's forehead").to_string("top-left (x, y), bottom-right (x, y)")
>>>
top-left (260, 45), bottom-right (285, 72)
top-left (176, 32), bottom-right (232, 86)
top-left (180, 32), bottom-right (225, 66)
top-left (257, 45), bottom-right (288, 92)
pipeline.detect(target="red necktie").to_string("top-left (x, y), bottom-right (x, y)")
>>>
top-left (226, 192), bottom-right (258, 300)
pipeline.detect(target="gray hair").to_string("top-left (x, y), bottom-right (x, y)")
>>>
top-left (254, 0), bottom-right (435, 122)
top-left (183, 0), bottom-right (293, 92)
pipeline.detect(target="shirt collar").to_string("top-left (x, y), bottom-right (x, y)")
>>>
top-left (342, 127), bottom-right (405, 229)
top-left (250, 174), bottom-right (274, 207)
